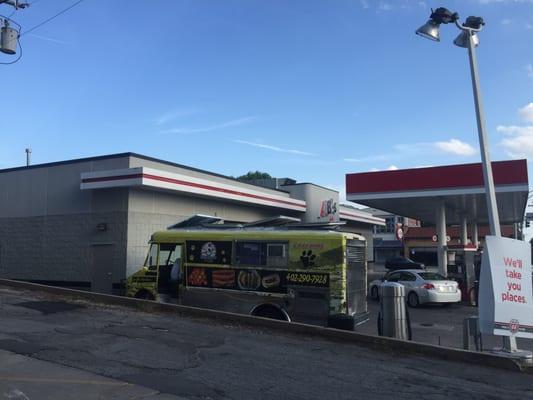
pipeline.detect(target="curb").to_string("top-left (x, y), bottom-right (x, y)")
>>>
top-left (0, 279), bottom-right (527, 372)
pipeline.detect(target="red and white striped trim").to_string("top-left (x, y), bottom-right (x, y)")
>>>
top-left (339, 208), bottom-right (386, 226)
top-left (347, 184), bottom-right (529, 202)
top-left (81, 167), bottom-right (307, 212)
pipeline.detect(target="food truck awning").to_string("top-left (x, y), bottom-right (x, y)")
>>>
top-left (346, 160), bottom-right (529, 225)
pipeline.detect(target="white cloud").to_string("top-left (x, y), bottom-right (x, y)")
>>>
top-left (345, 139), bottom-right (475, 168)
top-left (233, 139), bottom-right (316, 156)
top-left (497, 125), bottom-right (533, 158)
top-left (434, 139), bottom-right (477, 156)
top-left (394, 140), bottom-right (476, 156)
top-left (477, 0), bottom-right (533, 4)
top-left (161, 116), bottom-right (257, 134)
top-left (379, 2), bottom-right (393, 11)
top-left (155, 108), bottom-right (197, 125)
top-left (519, 103), bottom-right (533, 122)
top-left (343, 154), bottom-right (388, 163)
top-left (322, 183), bottom-right (345, 202)
top-left (387, 165), bottom-right (399, 170)
top-left (28, 33), bottom-right (70, 45)
top-left (526, 64), bottom-right (533, 78)
top-left (357, 0), bottom-right (427, 11)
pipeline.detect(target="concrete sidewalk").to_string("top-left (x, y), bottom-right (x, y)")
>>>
top-left (0, 350), bottom-right (185, 400)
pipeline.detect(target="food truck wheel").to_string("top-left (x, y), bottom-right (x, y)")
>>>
top-left (135, 290), bottom-right (155, 301)
top-left (251, 304), bottom-right (289, 321)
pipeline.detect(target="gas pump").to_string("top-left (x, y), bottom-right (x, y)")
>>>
top-left (446, 244), bottom-right (479, 305)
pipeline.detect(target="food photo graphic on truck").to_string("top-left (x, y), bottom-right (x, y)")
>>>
top-left (126, 216), bottom-right (368, 330)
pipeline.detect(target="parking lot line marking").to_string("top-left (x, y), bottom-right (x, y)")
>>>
top-left (0, 376), bottom-right (127, 386)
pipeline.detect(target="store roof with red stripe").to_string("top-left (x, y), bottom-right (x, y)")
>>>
top-left (346, 159), bottom-right (529, 225)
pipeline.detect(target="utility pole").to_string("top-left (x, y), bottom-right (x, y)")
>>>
top-left (25, 147), bottom-right (31, 166)
top-left (0, 0), bottom-right (28, 56)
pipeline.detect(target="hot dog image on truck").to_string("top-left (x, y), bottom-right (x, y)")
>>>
top-left (126, 215), bottom-right (368, 330)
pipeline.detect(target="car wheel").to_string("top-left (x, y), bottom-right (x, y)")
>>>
top-left (371, 286), bottom-right (379, 301)
top-left (407, 292), bottom-right (419, 308)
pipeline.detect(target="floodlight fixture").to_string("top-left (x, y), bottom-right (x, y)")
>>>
top-left (454, 31), bottom-right (479, 48)
top-left (416, 20), bottom-right (441, 41)
top-left (415, 7), bottom-right (459, 42)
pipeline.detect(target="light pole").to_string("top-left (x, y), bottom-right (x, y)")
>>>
top-left (416, 8), bottom-right (524, 356)
top-left (416, 8), bottom-right (501, 238)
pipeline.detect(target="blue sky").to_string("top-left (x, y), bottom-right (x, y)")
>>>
top-left (1, 0), bottom-right (532, 233)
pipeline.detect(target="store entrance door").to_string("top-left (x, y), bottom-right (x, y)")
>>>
top-left (90, 244), bottom-right (114, 294)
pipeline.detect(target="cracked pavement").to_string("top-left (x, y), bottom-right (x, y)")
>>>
top-left (0, 286), bottom-right (532, 399)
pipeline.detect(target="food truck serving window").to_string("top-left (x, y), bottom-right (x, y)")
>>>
top-left (236, 242), bottom-right (287, 268)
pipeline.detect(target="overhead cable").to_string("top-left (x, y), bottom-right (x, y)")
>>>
top-left (21, 0), bottom-right (84, 36)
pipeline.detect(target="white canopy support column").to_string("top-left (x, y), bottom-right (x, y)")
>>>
top-left (471, 223), bottom-right (479, 248)
top-left (460, 215), bottom-right (468, 245)
top-left (436, 202), bottom-right (448, 276)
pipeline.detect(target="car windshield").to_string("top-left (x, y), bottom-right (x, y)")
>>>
top-left (394, 257), bottom-right (414, 263)
top-left (418, 272), bottom-right (446, 281)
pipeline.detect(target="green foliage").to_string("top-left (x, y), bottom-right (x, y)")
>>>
top-left (236, 171), bottom-right (273, 181)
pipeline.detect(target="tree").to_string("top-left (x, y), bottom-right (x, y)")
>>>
top-left (236, 171), bottom-right (272, 181)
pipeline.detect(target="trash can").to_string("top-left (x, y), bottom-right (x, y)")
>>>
top-left (379, 282), bottom-right (409, 340)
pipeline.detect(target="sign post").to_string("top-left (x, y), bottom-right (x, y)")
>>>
top-left (478, 236), bottom-right (533, 361)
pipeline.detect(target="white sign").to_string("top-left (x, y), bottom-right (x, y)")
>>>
top-left (318, 198), bottom-right (338, 222)
top-left (396, 227), bottom-right (404, 241)
top-left (431, 235), bottom-right (451, 242)
top-left (478, 236), bottom-right (533, 338)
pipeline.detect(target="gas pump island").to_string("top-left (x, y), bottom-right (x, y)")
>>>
top-left (346, 160), bottom-right (532, 360)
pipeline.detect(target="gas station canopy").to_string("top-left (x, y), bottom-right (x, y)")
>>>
top-left (346, 160), bottom-right (529, 225)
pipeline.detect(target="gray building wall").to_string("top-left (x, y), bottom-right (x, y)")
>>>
top-left (283, 184), bottom-right (339, 223)
top-left (0, 153), bottom-right (303, 287)
top-left (0, 157), bottom-right (130, 286)
top-left (0, 153), bottom-right (380, 291)
top-left (126, 188), bottom-right (294, 275)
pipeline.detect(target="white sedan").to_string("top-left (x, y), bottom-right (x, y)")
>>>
top-left (368, 269), bottom-right (461, 307)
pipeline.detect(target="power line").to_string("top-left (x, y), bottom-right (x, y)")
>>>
top-left (21, 0), bottom-right (84, 36)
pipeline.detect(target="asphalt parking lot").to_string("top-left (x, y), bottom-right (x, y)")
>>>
top-left (358, 300), bottom-right (533, 353)
top-left (363, 263), bottom-right (533, 353)
top-left (1, 285), bottom-right (532, 400)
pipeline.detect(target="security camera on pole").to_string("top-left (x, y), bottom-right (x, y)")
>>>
top-left (416, 7), bottom-right (533, 363)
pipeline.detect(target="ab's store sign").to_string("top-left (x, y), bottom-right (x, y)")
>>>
top-left (479, 236), bottom-right (533, 338)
